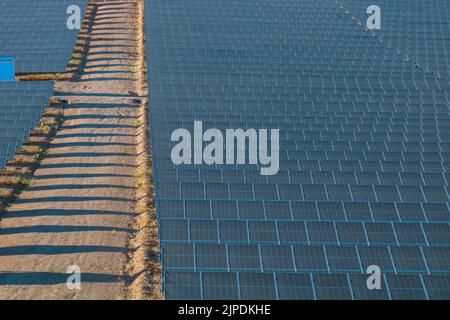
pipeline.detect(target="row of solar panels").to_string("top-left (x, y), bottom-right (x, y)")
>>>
top-left (151, 157), bottom-right (449, 173)
top-left (164, 272), bottom-right (449, 300)
top-left (160, 244), bottom-right (450, 281)
top-left (0, 1), bottom-right (88, 169)
top-left (144, 0), bottom-right (450, 299)
top-left (157, 198), bottom-right (448, 221)
top-left (0, 0), bottom-right (87, 72)
top-left (0, 81), bottom-right (53, 169)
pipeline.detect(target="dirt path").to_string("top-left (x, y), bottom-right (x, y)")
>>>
top-left (0, 0), bottom-right (143, 299)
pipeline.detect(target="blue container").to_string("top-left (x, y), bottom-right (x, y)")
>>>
top-left (0, 57), bottom-right (15, 81)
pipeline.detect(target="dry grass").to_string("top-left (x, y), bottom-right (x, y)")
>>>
top-left (124, 0), bottom-right (163, 301)
top-left (132, 119), bottom-right (143, 127)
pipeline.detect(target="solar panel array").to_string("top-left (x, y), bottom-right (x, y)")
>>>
top-left (0, 0), bottom-right (87, 73)
top-left (0, 1), bottom-right (85, 170)
top-left (144, 0), bottom-right (450, 299)
top-left (0, 81), bottom-right (54, 169)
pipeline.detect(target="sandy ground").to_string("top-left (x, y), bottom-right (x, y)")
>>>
top-left (0, 0), bottom-right (141, 299)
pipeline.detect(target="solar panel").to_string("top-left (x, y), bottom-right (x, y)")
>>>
top-left (261, 245), bottom-right (295, 272)
top-left (277, 221), bottom-right (308, 244)
top-left (195, 244), bottom-right (228, 271)
top-left (307, 222), bottom-right (339, 244)
top-left (390, 247), bottom-right (428, 273)
top-left (325, 246), bottom-right (362, 273)
top-left (228, 245), bottom-right (261, 271)
top-left (164, 271), bottom-right (202, 300)
top-left (384, 275), bottom-right (428, 300)
top-left (349, 274), bottom-right (390, 300)
top-left (293, 245), bottom-right (328, 272)
top-left (190, 220), bottom-right (218, 242)
top-left (0, 81), bottom-right (53, 170)
top-left (422, 224), bottom-right (450, 246)
top-left (423, 247), bottom-right (450, 273)
top-left (161, 243), bottom-right (195, 271)
top-left (248, 221), bottom-right (278, 243)
top-left (335, 222), bottom-right (368, 245)
top-left (393, 223), bottom-right (428, 245)
top-left (422, 275), bottom-right (450, 300)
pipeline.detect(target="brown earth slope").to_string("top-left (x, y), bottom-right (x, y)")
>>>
top-left (0, 0), bottom-right (146, 299)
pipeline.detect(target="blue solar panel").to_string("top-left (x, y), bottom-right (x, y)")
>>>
top-left (0, 81), bottom-right (53, 169)
top-left (0, 0), bottom-right (87, 73)
top-left (145, 0), bottom-right (450, 299)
